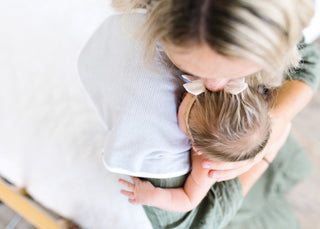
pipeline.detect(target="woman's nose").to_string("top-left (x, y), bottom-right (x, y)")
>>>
top-left (203, 78), bottom-right (230, 91)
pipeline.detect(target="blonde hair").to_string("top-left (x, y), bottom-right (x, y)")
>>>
top-left (112, 0), bottom-right (314, 87)
top-left (186, 87), bottom-right (271, 162)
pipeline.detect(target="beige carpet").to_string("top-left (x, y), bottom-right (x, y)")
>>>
top-left (289, 39), bottom-right (320, 228)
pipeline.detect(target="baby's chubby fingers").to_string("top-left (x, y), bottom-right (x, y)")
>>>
top-left (128, 198), bottom-right (138, 204)
top-left (130, 176), bottom-right (142, 183)
top-left (118, 178), bottom-right (135, 190)
top-left (120, 189), bottom-right (135, 198)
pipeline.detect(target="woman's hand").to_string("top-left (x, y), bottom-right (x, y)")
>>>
top-left (202, 116), bottom-right (292, 181)
top-left (118, 176), bottom-right (157, 205)
top-left (201, 158), bottom-right (259, 181)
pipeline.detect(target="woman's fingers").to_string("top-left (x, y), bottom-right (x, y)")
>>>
top-left (118, 179), bottom-right (135, 190)
top-left (208, 164), bottom-right (251, 181)
top-left (202, 159), bottom-right (249, 170)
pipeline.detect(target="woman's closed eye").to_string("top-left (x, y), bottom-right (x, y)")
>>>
top-left (181, 74), bottom-right (201, 82)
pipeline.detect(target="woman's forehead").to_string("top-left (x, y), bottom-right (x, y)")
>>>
top-left (164, 43), bottom-right (262, 80)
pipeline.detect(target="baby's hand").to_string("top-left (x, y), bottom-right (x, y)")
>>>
top-left (118, 176), bottom-right (156, 206)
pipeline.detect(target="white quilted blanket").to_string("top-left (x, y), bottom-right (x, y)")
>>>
top-left (0, 0), bottom-right (151, 228)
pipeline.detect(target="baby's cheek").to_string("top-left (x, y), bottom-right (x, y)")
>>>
top-left (177, 114), bottom-right (188, 137)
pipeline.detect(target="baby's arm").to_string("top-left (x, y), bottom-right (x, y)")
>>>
top-left (118, 150), bottom-right (217, 212)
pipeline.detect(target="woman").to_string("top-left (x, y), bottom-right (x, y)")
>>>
top-left (80, 0), bottom-right (319, 228)
top-left (110, 0), bottom-right (320, 228)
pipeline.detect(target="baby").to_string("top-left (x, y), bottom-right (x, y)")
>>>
top-left (119, 87), bottom-right (271, 212)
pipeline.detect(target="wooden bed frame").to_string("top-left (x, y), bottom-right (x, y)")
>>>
top-left (0, 176), bottom-right (79, 229)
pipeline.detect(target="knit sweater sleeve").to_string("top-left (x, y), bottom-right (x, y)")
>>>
top-left (286, 37), bottom-right (320, 91)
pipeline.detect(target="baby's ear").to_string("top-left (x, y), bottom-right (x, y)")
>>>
top-left (192, 146), bottom-right (203, 155)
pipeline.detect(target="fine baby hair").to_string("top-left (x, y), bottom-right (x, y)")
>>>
top-left (186, 87), bottom-right (271, 162)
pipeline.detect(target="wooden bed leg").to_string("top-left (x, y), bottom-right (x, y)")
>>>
top-left (0, 176), bottom-right (78, 229)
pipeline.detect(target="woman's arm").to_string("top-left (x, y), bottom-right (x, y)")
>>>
top-left (202, 40), bottom-right (320, 181)
top-left (237, 79), bottom-right (312, 195)
top-left (202, 80), bottom-right (313, 181)
top-left (119, 150), bottom-right (217, 212)
top-left (239, 120), bottom-right (292, 195)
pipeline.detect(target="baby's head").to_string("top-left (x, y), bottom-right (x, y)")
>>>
top-left (178, 87), bottom-right (271, 162)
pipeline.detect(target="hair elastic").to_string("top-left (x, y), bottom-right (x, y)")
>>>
top-left (262, 157), bottom-right (271, 165)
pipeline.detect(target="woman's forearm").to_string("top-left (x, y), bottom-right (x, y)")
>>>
top-left (238, 160), bottom-right (269, 196)
top-left (271, 79), bottom-right (314, 121)
top-left (266, 79), bottom-right (314, 163)
top-left (236, 119), bottom-right (292, 196)
top-left (239, 79), bottom-right (314, 196)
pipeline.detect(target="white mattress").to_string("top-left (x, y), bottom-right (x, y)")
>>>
top-left (0, 0), bottom-right (319, 228)
top-left (0, 0), bottom-right (151, 228)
